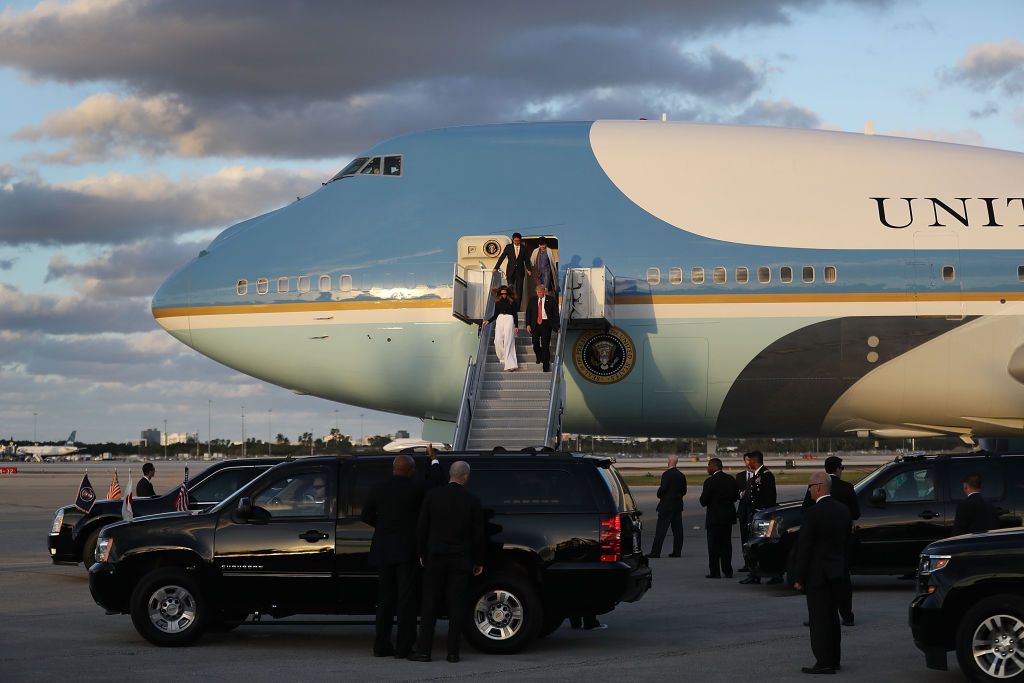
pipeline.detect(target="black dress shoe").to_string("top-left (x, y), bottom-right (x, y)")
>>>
top-left (373, 648), bottom-right (394, 657)
top-left (543, 364), bottom-right (551, 372)
top-left (705, 574), bottom-right (721, 579)
top-left (841, 617), bottom-right (855, 627)
top-left (407, 653), bottom-right (431, 662)
top-left (648, 553), bottom-right (660, 558)
top-left (724, 573), bottom-right (734, 579)
top-left (803, 620), bottom-right (810, 627)
top-left (393, 652), bottom-right (410, 659)
top-left (800, 665), bottom-right (836, 674)
top-left (668, 553), bottom-right (681, 557)
top-left (767, 576), bottom-right (783, 585)
top-left (738, 565), bottom-right (751, 572)
top-left (446, 654), bottom-right (460, 663)
top-left (738, 576), bottom-right (761, 584)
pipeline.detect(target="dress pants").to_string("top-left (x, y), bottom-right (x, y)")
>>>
top-left (650, 509), bottom-right (683, 556)
top-left (531, 320), bottom-right (553, 366)
top-left (508, 270), bottom-right (526, 305)
top-left (414, 554), bottom-right (471, 658)
top-left (706, 523), bottom-right (733, 577)
top-left (806, 578), bottom-right (843, 668)
top-left (375, 561), bottom-right (419, 656)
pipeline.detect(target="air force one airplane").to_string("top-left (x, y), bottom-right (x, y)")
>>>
top-left (152, 121), bottom-right (1024, 445)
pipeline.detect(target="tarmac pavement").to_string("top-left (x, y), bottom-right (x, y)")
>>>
top-left (0, 464), bottom-right (964, 682)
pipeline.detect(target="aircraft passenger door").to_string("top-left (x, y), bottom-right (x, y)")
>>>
top-left (453, 235), bottom-right (509, 323)
top-left (909, 233), bottom-right (963, 319)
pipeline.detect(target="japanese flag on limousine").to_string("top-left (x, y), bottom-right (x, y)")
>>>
top-left (122, 470), bottom-right (134, 522)
top-left (174, 466), bottom-right (189, 512)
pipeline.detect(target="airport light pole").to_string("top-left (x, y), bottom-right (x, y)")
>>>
top-left (267, 409), bottom-right (272, 457)
top-left (163, 418), bottom-right (168, 460)
top-left (207, 400), bottom-right (211, 458)
top-left (33, 412), bottom-right (37, 443)
top-left (360, 413), bottom-right (365, 446)
top-left (241, 406), bottom-right (246, 458)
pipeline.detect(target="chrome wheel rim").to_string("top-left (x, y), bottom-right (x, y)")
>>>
top-left (473, 589), bottom-right (525, 641)
top-left (973, 614), bottom-right (1024, 679)
top-left (147, 584), bottom-right (197, 634)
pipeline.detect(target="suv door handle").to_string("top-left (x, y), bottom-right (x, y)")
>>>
top-left (299, 530), bottom-right (329, 542)
top-left (918, 510), bottom-right (939, 520)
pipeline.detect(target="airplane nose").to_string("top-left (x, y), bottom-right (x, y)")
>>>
top-left (152, 261), bottom-right (192, 347)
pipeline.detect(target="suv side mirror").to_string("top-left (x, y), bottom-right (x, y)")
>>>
top-left (870, 488), bottom-right (887, 507)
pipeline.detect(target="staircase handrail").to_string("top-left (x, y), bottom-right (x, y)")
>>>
top-left (543, 269), bottom-right (574, 448)
top-left (453, 269), bottom-right (502, 449)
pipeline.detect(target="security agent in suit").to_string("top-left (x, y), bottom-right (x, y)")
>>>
top-left (793, 472), bottom-right (852, 675)
top-left (700, 457), bottom-right (739, 578)
top-left (136, 462), bottom-right (156, 497)
top-left (525, 284), bottom-right (560, 372)
top-left (952, 472), bottom-right (999, 535)
top-left (409, 461), bottom-right (485, 663)
top-left (361, 453), bottom-right (444, 658)
top-left (802, 455), bottom-right (859, 625)
top-left (492, 232), bottom-right (531, 303)
top-left (739, 451), bottom-right (778, 584)
top-left (649, 455), bottom-right (687, 557)
top-left (736, 453), bottom-right (753, 572)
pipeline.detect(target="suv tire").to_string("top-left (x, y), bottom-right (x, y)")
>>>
top-left (130, 567), bottom-right (207, 646)
top-left (465, 572), bottom-right (543, 654)
top-left (955, 594), bottom-right (1024, 682)
top-left (80, 528), bottom-right (100, 573)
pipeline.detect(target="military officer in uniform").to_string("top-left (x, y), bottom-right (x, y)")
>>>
top-left (739, 451), bottom-right (777, 584)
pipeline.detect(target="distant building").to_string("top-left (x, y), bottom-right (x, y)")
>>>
top-left (141, 428), bottom-right (161, 447)
top-left (395, 429), bottom-right (410, 439)
top-left (163, 432), bottom-right (197, 446)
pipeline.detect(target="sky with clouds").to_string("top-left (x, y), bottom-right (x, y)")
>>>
top-left (2, 0), bottom-right (1024, 444)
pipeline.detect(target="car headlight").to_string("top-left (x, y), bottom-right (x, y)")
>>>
top-left (95, 537), bottom-right (114, 563)
top-left (751, 518), bottom-right (776, 538)
top-left (50, 509), bottom-right (65, 535)
top-left (919, 554), bottom-right (950, 575)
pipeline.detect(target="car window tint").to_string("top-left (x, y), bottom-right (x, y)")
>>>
top-left (467, 469), bottom-right (592, 512)
top-left (348, 462), bottom-right (393, 517)
top-left (882, 466), bottom-right (936, 502)
top-left (945, 460), bottom-right (1005, 500)
top-left (189, 467), bottom-right (263, 503)
top-left (253, 471), bottom-right (333, 518)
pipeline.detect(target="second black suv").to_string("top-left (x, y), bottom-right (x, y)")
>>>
top-left (911, 528), bottom-right (1024, 682)
top-left (49, 458), bottom-right (285, 569)
top-left (746, 452), bottom-right (1024, 579)
top-left (88, 453), bottom-right (651, 653)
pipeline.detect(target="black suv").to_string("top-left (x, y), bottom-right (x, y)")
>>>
top-left (746, 453), bottom-right (1024, 579)
top-left (49, 458), bottom-right (285, 569)
top-left (88, 453), bottom-right (651, 653)
top-left (911, 528), bottom-right (1024, 682)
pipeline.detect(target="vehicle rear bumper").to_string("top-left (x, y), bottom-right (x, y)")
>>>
top-left (89, 562), bottom-right (130, 614)
top-left (48, 528), bottom-right (79, 564)
top-left (909, 594), bottom-right (949, 670)
top-left (543, 558), bottom-right (651, 615)
top-left (745, 537), bottom-right (787, 575)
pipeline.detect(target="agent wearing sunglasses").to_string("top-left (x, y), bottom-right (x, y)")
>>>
top-left (482, 286), bottom-right (519, 372)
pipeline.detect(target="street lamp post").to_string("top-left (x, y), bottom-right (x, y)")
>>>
top-left (163, 418), bottom-right (168, 460)
top-left (268, 409), bottom-right (272, 457)
top-left (33, 412), bottom-right (37, 443)
top-left (207, 400), bottom-right (212, 458)
top-left (241, 405), bottom-right (246, 458)
top-left (360, 413), bottom-right (365, 446)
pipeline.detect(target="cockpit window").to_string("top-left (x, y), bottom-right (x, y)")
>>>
top-left (359, 157), bottom-right (382, 175)
top-left (329, 157), bottom-right (369, 182)
top-left (383, 156), bottom-right (402, 176)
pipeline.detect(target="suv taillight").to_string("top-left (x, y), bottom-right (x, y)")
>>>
top-left (600, 514), bottom-right (622, 562)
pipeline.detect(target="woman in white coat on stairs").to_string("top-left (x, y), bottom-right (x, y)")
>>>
top-left (482, 286), bottom-right (519, 371)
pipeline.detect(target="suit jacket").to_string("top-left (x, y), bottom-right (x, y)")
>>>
top-left (952, 492), bottom-right (998, 535)
top-left (802, 474), bottom-right (860, 521)
top-left (136, 477), bottom-right (155, 497)
top-left (525, 295), bottom-right (560, 331)
top-left (656, 468), bottom-right (687, 514)
top-left (417, 482), bottom-right (486, 566)
top-left (793, 496), bottom-right (852, 588)
top-left (700, 470), bottom-right (739, 526)
top-left (362, 475), bottom-right (429, 566)
top-left (749, 467), bottom-right (777, 510)
top-left (494, 243), bottom-right (529, 279)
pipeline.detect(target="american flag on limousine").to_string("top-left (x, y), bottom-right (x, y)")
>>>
top-left (174, 466), bottom-right (189, 512)
top-left (107, 470), bottom-right (122, 500)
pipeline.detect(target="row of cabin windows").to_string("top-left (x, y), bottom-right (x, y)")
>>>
top-left (236, 275), bottom-right (354, 296)
top-left (646, 265), bottom-right (840, 286)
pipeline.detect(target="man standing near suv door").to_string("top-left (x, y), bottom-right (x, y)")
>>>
top-left (802, 455), bottom-right (859, 625)
top-left (700, 457), bottom-right (739, 578)
top-left (952, 473), bottom-right (998, 535)
top-left (650, 455), bottom-right (686, 558)
top-left (410, 461), bottom-right (485, 663)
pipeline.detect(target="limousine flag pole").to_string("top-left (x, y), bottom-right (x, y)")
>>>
top-left (122, 469), bottom-right (134, 522)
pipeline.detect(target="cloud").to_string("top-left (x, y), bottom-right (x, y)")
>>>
top-left (729, 98), bottom-right (821, 128)
top-left (969, 102), bottom-right (999, 119)
top-left (0, 257), bottom-right (15, 270)
top-left (0, 282), bottom-right (154, 334)
top-left (0, 165), bottom-right (325, 245)
top-left (951, 39), bottom-right (1024, 94)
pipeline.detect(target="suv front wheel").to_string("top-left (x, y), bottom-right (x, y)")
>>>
top-left (130, 567), bottom-right (208, 646)
top-left (464, 572), bottom-right (542, 654)
top-left (956, 594), bottom-right (1024, 682)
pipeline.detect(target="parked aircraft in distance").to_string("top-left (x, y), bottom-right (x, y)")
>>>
top-left (17, 431), bottom-right (81, 460)
top-left (152, 121), bottom-right (1024, 445)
